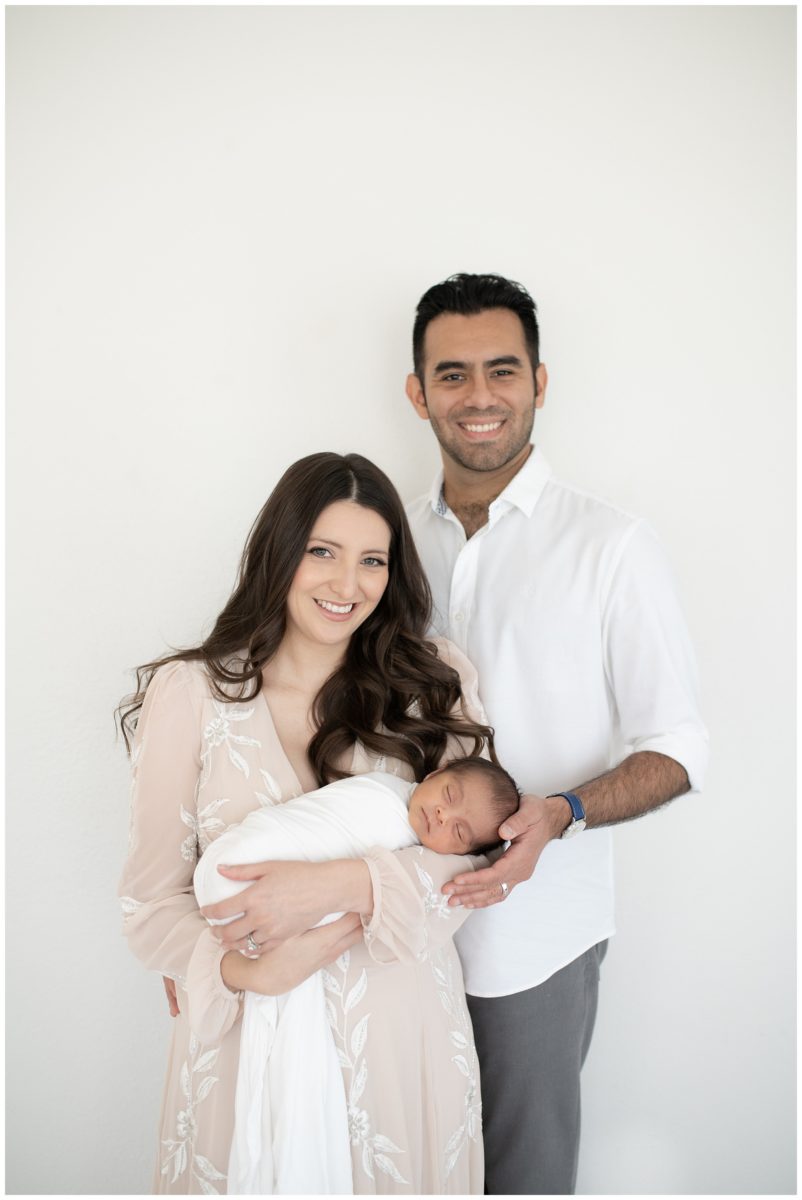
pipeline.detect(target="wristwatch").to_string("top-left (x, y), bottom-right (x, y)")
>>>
top-left (548, 791), bottom-right (587, 839)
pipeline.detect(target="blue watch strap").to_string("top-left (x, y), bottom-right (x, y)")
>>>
top-left (548, 791), bottom-right (586, 822)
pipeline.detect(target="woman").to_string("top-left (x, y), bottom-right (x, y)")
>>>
top-left (118, 452), bottom-right (494, 1195)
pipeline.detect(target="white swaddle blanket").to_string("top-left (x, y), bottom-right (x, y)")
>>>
top-left (193, 771), bottom-right (418, 1195)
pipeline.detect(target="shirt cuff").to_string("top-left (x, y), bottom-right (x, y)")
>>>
top-left (629, 731), bottom-right (709, 793)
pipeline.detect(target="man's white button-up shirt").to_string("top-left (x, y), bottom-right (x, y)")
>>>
top-left (407, 445), bottom-right (708, 997)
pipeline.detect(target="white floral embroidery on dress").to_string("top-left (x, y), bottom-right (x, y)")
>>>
top-left (127, 736), bottom-right (145, 852)
top-left (254, 767), bottom-right (282, 807)
top-left (415, 861), bottom-right (453, 921)
top-left (200, 702), bottom-right (261, 785)
top-left (430, 946), bottom-right (481, 1178)
top-left (119, 896), bottom-right (142, 918)
top-left (322, 951), bottom-right (410, 1185)
top-left (161, 1035), bottom-right (227, 1195)
top-left (179, 798), bottom-right (233, 861)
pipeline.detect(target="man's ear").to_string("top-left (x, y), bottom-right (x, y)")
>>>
top-left (534, 363), bottom-right (548, 410)
top-left (406, 373), bottom-right (430, 421)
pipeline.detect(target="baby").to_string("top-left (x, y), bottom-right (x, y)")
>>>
top-left (396, 755), bottom-right (520, 854)
top-left (193, 755), bottom-right (519, 1195)
top-left (194, 755), bottom-right (520, 928)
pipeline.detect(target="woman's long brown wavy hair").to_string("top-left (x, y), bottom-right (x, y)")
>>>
top-left (117, 452), bottom-right (496, 783)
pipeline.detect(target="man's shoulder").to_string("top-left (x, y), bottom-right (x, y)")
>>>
top-left (546, 471), bottom-right (639, 520)
top-left (542, 471), bottom-right (644, 544)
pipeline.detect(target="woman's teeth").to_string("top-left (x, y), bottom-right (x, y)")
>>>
top-left (316, 600), bottom-right (355, 614)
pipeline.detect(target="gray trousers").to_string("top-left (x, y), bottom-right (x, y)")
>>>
top-left (467, 941), bottom-right (607, 1195)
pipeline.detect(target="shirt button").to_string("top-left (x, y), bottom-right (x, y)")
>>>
top-left (453, 611), bottom-right (464, 622)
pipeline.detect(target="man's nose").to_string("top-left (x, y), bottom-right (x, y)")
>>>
top-left (467, 375), bottom-right (495, 408)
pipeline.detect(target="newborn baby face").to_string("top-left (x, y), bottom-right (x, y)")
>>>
top-left (408, 768), bottom-right (499, 855)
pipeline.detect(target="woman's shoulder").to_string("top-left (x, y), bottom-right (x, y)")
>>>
top-left (145, 658), bottom-right (214, 708)
top-left (148, 652), bottom-right (253, 701)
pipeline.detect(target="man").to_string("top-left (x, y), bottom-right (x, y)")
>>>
top-left (404, 273), bottom-right (708, 1195)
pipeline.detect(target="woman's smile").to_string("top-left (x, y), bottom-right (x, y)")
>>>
top-left (314, 598), bottom-right (358, 619)
top-left (284, 500), bottom-right (391, 648)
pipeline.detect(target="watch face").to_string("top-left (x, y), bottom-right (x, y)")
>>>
top-left (561, 818), bottom-right (586, 839)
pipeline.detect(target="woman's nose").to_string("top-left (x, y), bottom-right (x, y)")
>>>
top-left (329, 562), bottom-right (358, 598)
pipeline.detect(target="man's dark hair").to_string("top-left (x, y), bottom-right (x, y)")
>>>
top-left (445, 755), bottom-right (521, 853)
top-left (412, 272), bottom-right (540, 381)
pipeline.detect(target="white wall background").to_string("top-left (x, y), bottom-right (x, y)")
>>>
top-left (6, 5), bottom-right (795, 1194)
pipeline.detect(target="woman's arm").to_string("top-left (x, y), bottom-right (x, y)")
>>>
top-left (119, 661), bottom-right (243, 1039)
top-left (202, 638), bottom-right (491, 955)
top-left (201, 858), bottom-right (372, 945)
top-left (204, 851), bottom-right (484, 964)
top-left (219, 913), bottom-right (363, 995)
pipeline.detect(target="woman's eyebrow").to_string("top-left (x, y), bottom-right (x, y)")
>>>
top-left (308, 537), bottom-right (389, 555)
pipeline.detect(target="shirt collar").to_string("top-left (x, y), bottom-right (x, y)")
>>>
top-left (427, 444), bottom-right (552, 520)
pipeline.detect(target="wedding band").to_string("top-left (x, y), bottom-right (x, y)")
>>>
top-left (500, 882), bottom-right (509, 898)
top-left (246, 932), bottom-right (260, 953)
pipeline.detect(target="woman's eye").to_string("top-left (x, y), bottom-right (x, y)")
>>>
top-left (362, 556), bottom-right (387, 568)
top-left (309, 546), bottom-right (331, 558)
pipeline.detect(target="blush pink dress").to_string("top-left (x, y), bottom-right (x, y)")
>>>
top-left (119, 639), bottom-right (485, 1195)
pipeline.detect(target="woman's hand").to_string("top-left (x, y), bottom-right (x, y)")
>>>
top-left (221, 912), bottom-right (363, 996)
top-left (200, 859), bottom-right (373, 952)
top-left (162, 976), bottom-right (180, 1017)
top-left (442, 793), bottom-right (568, 908)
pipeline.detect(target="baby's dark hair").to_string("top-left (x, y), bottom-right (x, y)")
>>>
top-left (445, 756), bottom-right (521, 852)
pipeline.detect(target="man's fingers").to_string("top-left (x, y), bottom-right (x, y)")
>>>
top-left (443, 863), bottom-right (505, 894)
top-left (497, 812), bottom-right (534, 840)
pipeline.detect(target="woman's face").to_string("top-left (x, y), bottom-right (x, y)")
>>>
top-left (284, 500), bottom-right (392, 652)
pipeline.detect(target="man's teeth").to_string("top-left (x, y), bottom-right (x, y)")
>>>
top-left (463, 421), bottom-right (503, 432)
top-left (316, 600), bottom-right (355, 614)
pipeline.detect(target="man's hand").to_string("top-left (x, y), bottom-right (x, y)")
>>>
top-left (442, 793), bottom-right (568, 908)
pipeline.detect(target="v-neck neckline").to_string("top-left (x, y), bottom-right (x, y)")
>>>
top-left (257, 685), bottom-right (360, 798)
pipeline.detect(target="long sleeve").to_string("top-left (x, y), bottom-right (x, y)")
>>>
top-left (118, 661), bottom-right (242, 1038)
top-left (362, 844), bottom-right (484, 964)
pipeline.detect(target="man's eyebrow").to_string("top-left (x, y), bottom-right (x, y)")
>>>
top-left (486, 355), bottom-right (524, 369)
top-left (433, 355), bottom-right (524, 373)
top-left (433, 360), bottom-right (469, 373)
